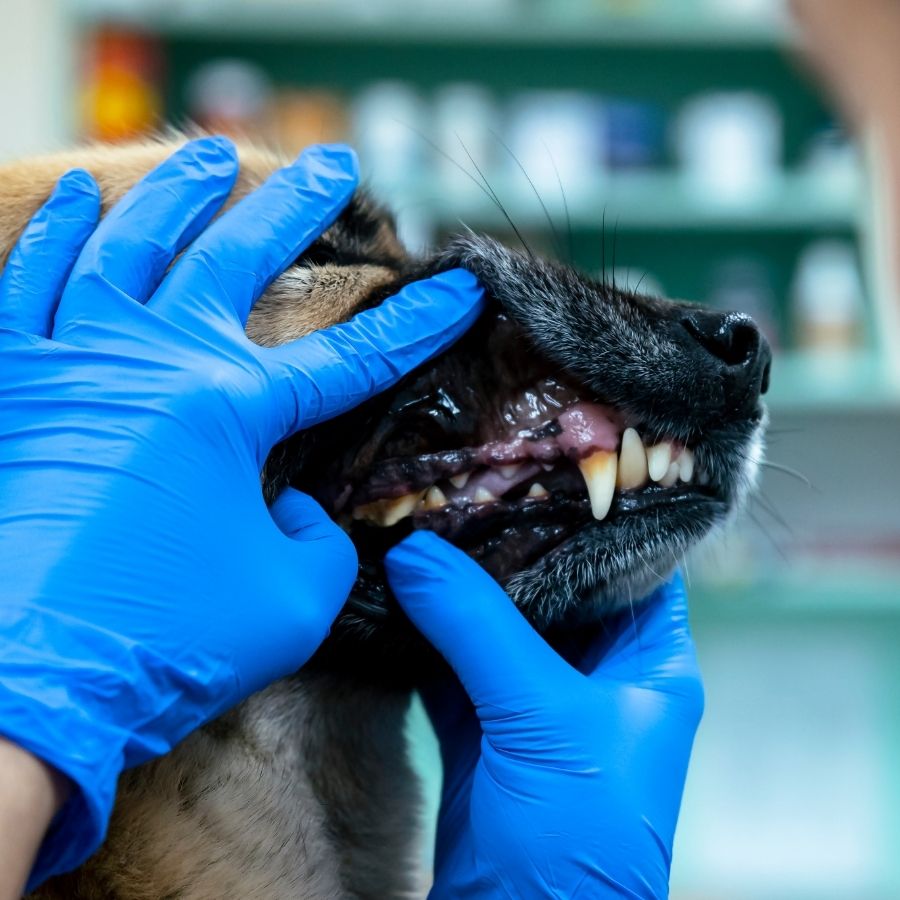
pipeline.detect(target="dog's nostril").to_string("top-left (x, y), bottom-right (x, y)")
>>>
top-left (681, 311), bottom-right (762, 368)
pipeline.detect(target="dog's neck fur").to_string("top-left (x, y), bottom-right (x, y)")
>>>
top-left (35, 675), bottom-right (421, 899)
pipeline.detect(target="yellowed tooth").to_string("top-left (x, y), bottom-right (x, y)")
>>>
top-left (449, 472), bottom-right (470, 489)
top-left (660, 462), bottom-right (680, 487)
top-left (423, 485), bottom-right (448, 510)
top-left (352, 491), bottom-right (426, 527)
top-left (577, 450), bottom-right (617, 521)
top-left (527, 482), bottom-right (549, 499)
top-left (646, 443), bottom-right (672, 482)
top-left (677, 448), bottom-right (695, 482)
top-left (499, 464), bottom-right (520, 479)
top-left (616, 427), bottom-right (649, 490)
top-left (474, 486), bottom-right (496, 504)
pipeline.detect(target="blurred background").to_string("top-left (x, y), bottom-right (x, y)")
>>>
top-left (3, 0), bottom-right (900, 897)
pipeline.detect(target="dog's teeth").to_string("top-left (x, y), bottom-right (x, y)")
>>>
top-left (352, 491), bottom-right (424, 527)
top-left (474, 486), bottom-right (496, 504)
top-left (698, 469), bottom-right (711, 486)
top-left (423, 485), bottom-right (448, 510)
top-left (541, 462), bottom-right (555, 472)
top-left (646, 443), bottom-right (672, 482)
top-left (449, 472), bottom-right (470, 489)
top-left (616, 427), bottom-right (649, 490)
top-left (677, 448), bottom-right (695, 482)
top-left (499, 464), bottom-right (520, 479)
top-left (527, 482), bottom-right (549, 499)
top-left (660, 462), bottom-right (680, 487)
top-left (577, 450), bottom-right (617, 521)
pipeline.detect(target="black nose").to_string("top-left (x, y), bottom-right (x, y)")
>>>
top-left (680, 310), bottom-right (771, 407)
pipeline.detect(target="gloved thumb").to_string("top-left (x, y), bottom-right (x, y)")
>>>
top-left (385, 531), bottom-right (577, 720)
top-left (268, 487), bottom-right (358, 633)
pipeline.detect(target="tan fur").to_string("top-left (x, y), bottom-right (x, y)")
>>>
top-left (3, 142), bottom-right (423, 899)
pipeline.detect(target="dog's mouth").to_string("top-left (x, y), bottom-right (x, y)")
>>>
top-left (292, 305), bottom-right (743, 626)
top-left (334, 380), bottom-right (714, 582)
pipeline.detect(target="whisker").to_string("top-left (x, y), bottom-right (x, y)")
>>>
top-left (401, 123), bottom-right (536, 260)
top-left (542, 140), bottom-right (574, 264)
top-left (490, 129), bottom-right (564, 261)
top-left (758, 460), bottom-right (815, 490)
top-left (456, 138), bottom-right (536, 261)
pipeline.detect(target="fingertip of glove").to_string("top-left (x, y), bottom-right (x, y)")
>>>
top-left (58, 168), bottom-right (101, 200)
top-left (294, 143), bottom-right (360, 185)
top-left (175, 135), bottom-right (240, 181)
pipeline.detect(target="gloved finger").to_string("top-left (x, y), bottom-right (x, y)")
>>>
top-left (578, 572), bottom-right (704, 709)
top-left (55, 136), bottom-right (237, 327)
top-left (385, 531), bottom-right (578, 721)
top-left (153, 144), bottom-right (357, 329)
top-left (229, 489), bottom-right (359, 692)
top-left (265, 269), bottom-right (484, 439)
top-left (0, 169), bottom-right (100, 337)
top-left (270, 486), bottom-right (358, 625)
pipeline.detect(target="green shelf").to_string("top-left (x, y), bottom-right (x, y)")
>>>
top-left (691, 570), bottom-right (900, 617)
top-left (72, 1), bottom-right (791, 47)
top-left (765, 351), bottom-right (900, 412)
top-left (398, 171), bottom-right (861, 233)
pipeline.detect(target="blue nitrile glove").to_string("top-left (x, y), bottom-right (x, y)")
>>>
top-left (0, 137), bottom-right (484, 888)
top-left (386, 532), bottom-right (703, 899)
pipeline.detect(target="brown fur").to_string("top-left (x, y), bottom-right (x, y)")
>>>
top-left (1, 143), bottom-right (423, 899)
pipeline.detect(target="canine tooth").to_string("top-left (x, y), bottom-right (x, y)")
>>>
top-left (449, 472), bottom-right (470, 489)
top-left (698, 469), bottom-right (710, 486)
top-left (499, 464), bottom-right (520, 479)
top-left (677, 448), bottom-right (695, 482)
top-left (616, 427), bottom-right (649, 490)
top-left (527, 482), bottom-right (549, 499)
top-left (474, 486), bottom-right (496, 504)
top-left (541, 462), bottom-right (555, 472)
top-left (646, 443), bottom-right (672, 482)
top-left (577, 450), bottom-right (617, 521)
top-left (352, 491), bottom-right (424, 527)
top-left (660, 462), bottom-right (680, 487)
top-left (423, 485), bottom-right (448, 510)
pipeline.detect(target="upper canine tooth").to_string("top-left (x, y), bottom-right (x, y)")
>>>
top-left (499, 464), bottom-right (520, 479)
top-left (423, 485), bottom-right (448, 510)
top-left (616, 427), bottom-right (649, 490)
top-left (352, 491), bottom-right (425, 527)
top-left (660, 462), bottom-right (680, 487)
top-left (474, 486), bottom-right (496, 504)
top-left (449, 472), bottom-right (470, 489)
top-left (677, 448), bottom-right (695, 482)
top-left (577, 450), bottom-right (617, 521)
top-left (527, 482), bottom-right (549, 499)
top-left (646, 443), bottom-right (672, 482)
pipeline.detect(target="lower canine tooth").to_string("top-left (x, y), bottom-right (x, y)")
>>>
top-left (423, 485), bottom-right (448, 510)
top-left (474, 486), bottom-right (496, 504)
top-left (449, 472), bottom-right (470, 489)
top-left (577, 450), bottom-right (617, 521)
top-left (660, 462), bottom-right (680, 487)
top-left (677, 448), bottom-right (695, 482)
top-left (647, 443), bottom-right (672, 482)
top-left (527, 482), bottom-right (549, 499)
top-left (617, 427), bottom-right (649, 490)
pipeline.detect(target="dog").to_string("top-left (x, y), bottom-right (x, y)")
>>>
top-left (0, 139), bottom-right (769, 899)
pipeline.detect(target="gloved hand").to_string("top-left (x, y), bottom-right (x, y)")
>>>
top-left (0, 138), bottom-right (484, 888)
top-left (386, 532), bottom-right (703, 899)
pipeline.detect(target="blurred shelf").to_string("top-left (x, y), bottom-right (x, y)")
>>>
top-left (766, 351), bottom-right (900, 413)
top-left (398, 171), bottom-right (861, 232)
top-left (692, 570), bottom-right (900, 617)
top-left (71, 1), bottom-right (792, 47)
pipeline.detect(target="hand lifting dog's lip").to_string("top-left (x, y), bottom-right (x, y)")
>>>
top-left (276, 232), bottom-right (770, 660)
